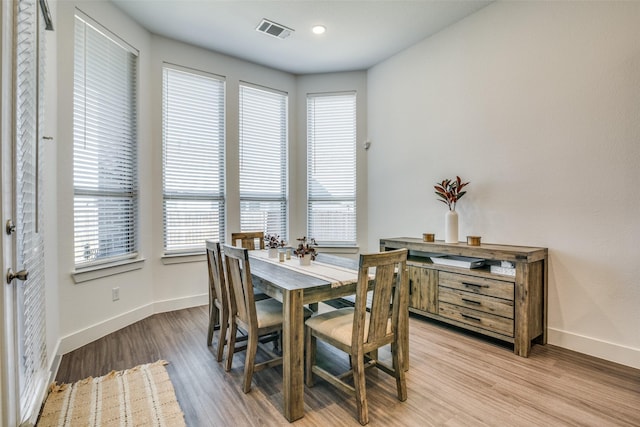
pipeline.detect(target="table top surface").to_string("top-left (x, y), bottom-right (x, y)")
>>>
top-left (380, 237), bottom-right (547, 262)
top-left (249, 251), bottom-right (359, 292)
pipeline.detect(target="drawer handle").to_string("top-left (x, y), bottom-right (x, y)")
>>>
top-left (461, 313), bottom-right (482, 322)
top-left (462, 282), bottom-right (488, 289)
top-left (461, 298), bottom-right (481, 306)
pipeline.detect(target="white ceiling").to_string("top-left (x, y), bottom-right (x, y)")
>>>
top-left (110, 0), bottom-right (491, 75)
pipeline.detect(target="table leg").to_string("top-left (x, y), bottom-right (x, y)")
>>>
top-left (282, 289), bottom-right (305, 422)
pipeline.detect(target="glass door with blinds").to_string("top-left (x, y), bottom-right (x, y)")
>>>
top-left (2, 0), bottom-right (52, 424)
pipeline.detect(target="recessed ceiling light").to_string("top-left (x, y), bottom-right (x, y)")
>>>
top-left (312, 25), bottom-right (326, 35)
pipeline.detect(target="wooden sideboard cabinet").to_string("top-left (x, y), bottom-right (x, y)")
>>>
top-left (380, 237), bottom-right (548, 357)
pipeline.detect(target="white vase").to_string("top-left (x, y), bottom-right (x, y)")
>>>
top-left (268, 248), bottom-right (278, 258)
top-left (445, 210), bottom-right (459, 243)
top-left (299, 254), bottom-right (312, 266)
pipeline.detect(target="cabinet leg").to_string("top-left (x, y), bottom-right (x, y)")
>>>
top-left (514, 340), bottom-right (531, 358)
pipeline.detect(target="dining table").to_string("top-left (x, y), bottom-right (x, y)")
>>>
top-left (248, 250), bottom-right (409, 422)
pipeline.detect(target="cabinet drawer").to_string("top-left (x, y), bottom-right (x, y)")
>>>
top-left (439, 302), bottom-right (514, 337)
top-left (439, 287), bottom-right (513, 319)
top-left (439, 271), bottom-right (514, 300)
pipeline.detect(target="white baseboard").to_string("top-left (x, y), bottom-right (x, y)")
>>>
top-left (153, 293), bottom-right (208, 314)
top-left (47, 339), bottom-right (62, 384)
top-left (58, 303), bottom-right (154, 355)
top-left (57, 294), bottom-right (208, 356)
top-left (547, 327), bottom-right (640, 370)
top-left (44, 293), bottom-right (198, 422)
top-left (55, 301), bottom-right (639, 372)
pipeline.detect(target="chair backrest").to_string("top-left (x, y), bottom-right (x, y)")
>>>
top-left (231, 231), bottom-right (265, 250)
top-left (206, 240), bottom-right (227, 309)
top-left (222, 244), bottom-right (257, 331)
top-left (353, 249), bottom-right (408, 353)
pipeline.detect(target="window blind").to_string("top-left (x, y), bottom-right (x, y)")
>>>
top-left (306, 92), bottom-right (357, 245)
top-left (15, 0), bottom-right (48, 421)
top-left (162, 66), bottom-right (225, 254)
top-left (239, 84), bottom-right (288, 239)
top-left (73, 13), bottom-right (138, 267)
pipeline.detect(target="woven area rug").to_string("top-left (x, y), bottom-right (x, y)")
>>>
top-left (36, 360), bottom-right (186, 427)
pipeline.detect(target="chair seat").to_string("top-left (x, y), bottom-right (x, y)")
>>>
top-left (255, 299), bottom-right (284, 328)
top-left (256, 299), bottom-right (313, 329)
top-left (305, 308), bottom-right (390, 348)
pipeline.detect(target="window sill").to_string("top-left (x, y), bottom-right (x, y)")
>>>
top-left (161, 252), bottom-right (206, 265)
top-left (72, 258), bottom-right (145, 284)
top-left (316, 245), bottom-right (360, 255)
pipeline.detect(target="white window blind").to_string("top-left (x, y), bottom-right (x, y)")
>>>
top-left (239, 84), bottom-right (288, 239)
top-left (14, 0), bottom-right (48, 421)
top-left (162, 66), bottom-right (225, 254)
top-left (73, 13), bottom-right (138, 267)
top-left (307, 92), bottom-right (357, 245)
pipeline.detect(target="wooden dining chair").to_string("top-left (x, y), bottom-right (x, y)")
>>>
top-left (230, 231), bottom-right (270, 303)
top-left (223, 244), bottom-right (312, 393)
top-left (206, 240), bottom-right (229, 362)
top-left (231, 231), bottom-right (265, 250)
top-left (304, 248), bottom-right (409, 425)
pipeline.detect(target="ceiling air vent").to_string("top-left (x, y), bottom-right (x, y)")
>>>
top-left (256, 19), bottom-right (294, 39)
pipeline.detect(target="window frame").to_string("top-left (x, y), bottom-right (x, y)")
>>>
top-left (306, 91), bottom-right (357, 247)
top-left (238, 82), bottom-right (289, 241)
top-left (161, 63), bottom-right (227, 256)
top-left (72, 11), bottom-right (140, 273)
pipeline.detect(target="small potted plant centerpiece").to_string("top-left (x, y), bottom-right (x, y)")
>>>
top-left (265, 234), bottom-right (286, 258)
top-left (293, 237), bottom-right (317, 266)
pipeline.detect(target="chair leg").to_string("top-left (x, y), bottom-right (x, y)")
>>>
top-left (243, 332), bottom-right (259, 393)
top-left (273, 331), bottom-right (281, 354)
top-left (216, 310), bottom-right (228, 363)
top-left (207, 304), bottom-right (219, 346)
top-left (225, 321), bottom-right (238, 372)
top-left (305, 328), bottom-right (316, 387)
top-left (392, 341), bottom-right (407, 402)
top-left (352, 354), bottom-right (369, 425)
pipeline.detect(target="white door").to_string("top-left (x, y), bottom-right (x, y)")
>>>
top-left (1, 0), bottom-right (50, 425)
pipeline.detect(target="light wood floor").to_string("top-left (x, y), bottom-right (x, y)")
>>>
top-left (55, 305), bottom-right (640, 426)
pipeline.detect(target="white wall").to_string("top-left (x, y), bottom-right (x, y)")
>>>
top-left (52, 2), bottom-right (367, 355)
top-left (295, 72), bottom-right (368, 255)
top-left (148, 36), bottom-right (297, 306)
top-left (51, 0), bottom-right (638, 371)
top-left (367, 1), bottom-right (640, 368)
top-left (56, 1), bottom-right (155, 353)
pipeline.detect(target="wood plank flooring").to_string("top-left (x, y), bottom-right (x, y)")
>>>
top-left (55, 305), bottom-right (640, 426)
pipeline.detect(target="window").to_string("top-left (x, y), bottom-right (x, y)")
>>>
top-left (162, 65), bottom-right (225, 254)
top-left (307, 92), bottom-right (357, 246)
top-left (239, 83), bottom-right (288, 239)
top-left (73, 13), bottom-right (138, 267)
